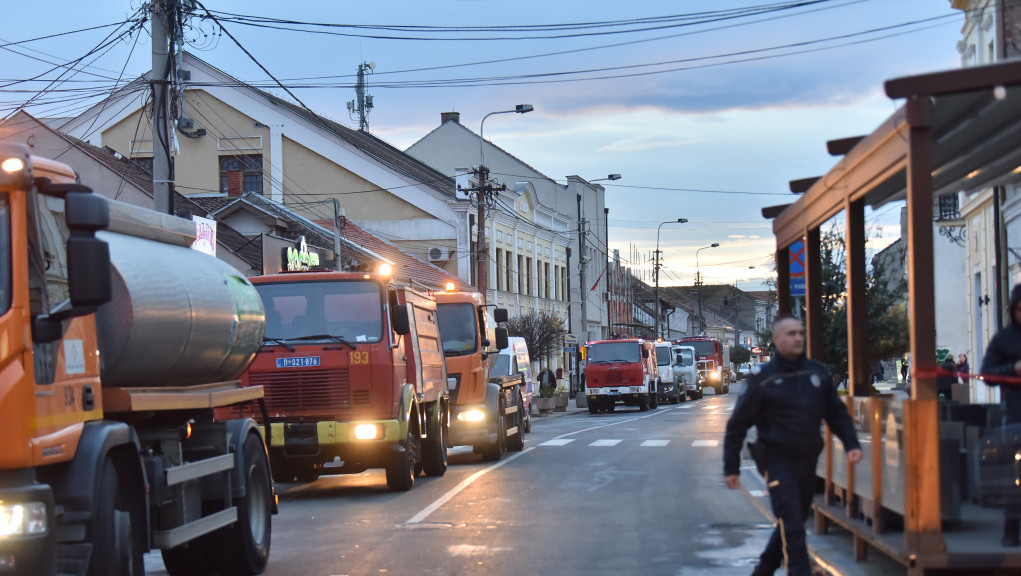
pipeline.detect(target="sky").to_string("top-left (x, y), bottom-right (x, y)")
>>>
top-left (0, 0), bottom-right (966, 291)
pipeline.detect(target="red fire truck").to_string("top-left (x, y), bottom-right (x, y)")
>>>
top-left (224, 269), bottom-right (450, 492)
top-left (674, 335), bottom-right (732, 394)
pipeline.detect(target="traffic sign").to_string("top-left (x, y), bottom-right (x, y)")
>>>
top-left (789, 239), bottom-right (806, 296)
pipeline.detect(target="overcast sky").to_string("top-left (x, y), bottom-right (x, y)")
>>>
top-left (1, 0), bottom-right (965, 289)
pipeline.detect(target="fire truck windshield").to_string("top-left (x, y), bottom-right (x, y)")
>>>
top-left (586, 342), bottom-right (640, 364)
top-left (0, 195), bottom-right (9, 316)
top-left (684, 340), bottom-right (716, 359)
top-left (256, 279), bottom-right (383, 343)
top-left (436, 302), bottom-right (478, 356)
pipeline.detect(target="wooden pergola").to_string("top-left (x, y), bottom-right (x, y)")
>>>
top-left (768, 58), bottom-right (1021, 573)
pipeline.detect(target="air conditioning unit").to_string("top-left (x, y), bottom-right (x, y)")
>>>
top-left (428, 246), bottom-right (451, 262)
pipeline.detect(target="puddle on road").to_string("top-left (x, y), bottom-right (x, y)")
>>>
top-left (681, 522), bottom-right (774, 573)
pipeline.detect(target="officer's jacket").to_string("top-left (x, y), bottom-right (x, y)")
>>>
top-left (723, 354), bottom-right (861, 476)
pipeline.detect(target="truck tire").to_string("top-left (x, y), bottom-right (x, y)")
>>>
top-left (386, 427), bottom-right (419, 491)
top-left (638, 395), bottom-right (650, 412)
top-left (89, 456), bottom-right (144, 576)
top-left (506, 394), bottom-right (525, 452)
top-left (649, 385), bottom-right (659, 409)
top-left (209, 432), bottom-right (273, 576)
top-left (480, 399), bottom-right (506, 461)
top-left (162, 541), bottom-right (215, 576)
top-left (421, 406), bottom-right (448, 477)
top-left (588, 403), bottom-right (598, 414)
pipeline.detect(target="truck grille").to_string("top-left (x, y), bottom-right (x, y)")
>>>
top-left (250, 369), bottom-right (351, 414)
top-left (605, 372), bottom-right (623, 384)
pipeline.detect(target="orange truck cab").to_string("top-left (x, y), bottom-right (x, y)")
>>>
top-left (224, 270), bottom-right (450, 491)
top-left (433, 289), bottom-right (523, 460)
top-left (584, 338), bottom-right (660, 413)
top-left (0, 142), bottom-right (274, 576)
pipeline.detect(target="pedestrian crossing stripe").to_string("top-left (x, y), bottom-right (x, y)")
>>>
top-left (539, 439), bottom-right (575, 446)
top-left (590, 439), bottom-right (622, 447)
top-left (537, 438), bottom-right (716, 448)
top-left (640, 440), bottom-right (670, 447)
top-left (692, 439), bottom-right (719, 447)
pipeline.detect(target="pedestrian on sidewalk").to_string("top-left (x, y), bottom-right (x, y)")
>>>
top-left (957, 354), bottom-right (970, 385)
top-left (980, 284), bottom-right (1021, 546)
top-left (538, 367), bottom-right (556, 395)
top-left (723, 315), bottom-right (862, 576)
top-left (937, 353), bottom-right (957, 401)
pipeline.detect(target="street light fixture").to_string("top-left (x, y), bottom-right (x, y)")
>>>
top-left (590, 174), bottom-right (622, 182)
top-left (695, 242), bottom-right (720, 333)
top-left (473, 104), bottom-right (534, 295)
top-left (654, 218), bottom-right (688, 339)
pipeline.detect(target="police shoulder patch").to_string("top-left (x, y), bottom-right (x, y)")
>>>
top-left (810, 373), bottom-right (822, 388)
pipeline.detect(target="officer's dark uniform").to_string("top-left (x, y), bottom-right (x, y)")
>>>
top-left (723, 353), bottom-right (860, 576)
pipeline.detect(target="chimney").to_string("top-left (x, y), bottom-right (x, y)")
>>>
top-left (440, 111), bottom-right (460, 125)
top-left (226, 170), bottom-right (243, 197)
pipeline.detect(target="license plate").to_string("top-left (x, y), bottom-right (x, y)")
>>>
top-left (609, 390), bottom-right (621, 397)
top-left (277, 356), bottom-right (321, 368)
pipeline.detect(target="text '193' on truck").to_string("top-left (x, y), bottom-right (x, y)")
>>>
top-left (583, 338), bottom-right (660, 413)
top-left (0, 142), bottom-right (275, 576)
top-left (221, 268), bottom-right (454, 491)
top-left (434, 286), bottom-right (524, 460)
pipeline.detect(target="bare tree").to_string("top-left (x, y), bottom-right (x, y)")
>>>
top-left (505, 310), bottom-right (567, 366)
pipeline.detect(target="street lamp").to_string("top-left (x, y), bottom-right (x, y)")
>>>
top-left (654, 218), bottom-right (688, 339)
top-left (590, 174), bottom-right (622, 182)
top-left (474, 104), bottom-right (534, 295)
top-left (695, 243), bottom-right (720, 333)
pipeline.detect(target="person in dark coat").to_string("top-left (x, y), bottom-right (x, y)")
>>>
top-left (957, 354), bottom-right (970, 385)
top-left (980, 284), bottom-right (1021, 546)
top-left (937, 353), bottom-right (957, 400)
top-left (723, 315), bottom-right (862, 576)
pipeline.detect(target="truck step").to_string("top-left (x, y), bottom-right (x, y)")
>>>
top-left (505, 426), bottom-right (518, 437)
top-left (152, 507), bottom-right (237, 550)
top-left (165, 453), bottom-right (234, 486)
top-left (505, 404), bottom-right (518, 416)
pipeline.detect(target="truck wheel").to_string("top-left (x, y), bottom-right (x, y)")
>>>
top-left (386, 428), bottom-right (419, 491)
top-left (588, 403), bottom-right (598, 414)
top-left (638, 395), bottom-right (650, 411)
top-left (421, 406), bottom-right (448, 477)
top-left (480, 399), bottom-right (506, 461)
top-left (209, 433), bottom-right (273, 576)
top-left (293, 465), bottom-right (320, 483)
top-left (649, 389), bottom-right (659, 409)
top-left (90, 456), bottom-right (144, 576)
top-left (506, 394), bottom-right (525, 452)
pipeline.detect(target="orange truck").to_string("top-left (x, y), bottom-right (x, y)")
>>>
top-left (434, 288), bottom-right (523, 460)
top-left (222, 270), bottom-right (451, 491)
top-left (0, 142), bottom-right (274, 575)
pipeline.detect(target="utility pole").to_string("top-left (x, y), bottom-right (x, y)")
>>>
top-left (150, 0), bottom-right (174, 215)
top-left (458, 165), bottom-right (506, 295)
top-left (577, 193), bottom-right (587, 343)
top-left (347, 61), bottom-right (375, 131)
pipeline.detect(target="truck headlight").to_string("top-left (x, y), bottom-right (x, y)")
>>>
top-left (0, 501), bottom-right (47, 537)
top-left (353, 424), bottom-right (382, 440)
top-left (457, 408), bottom-right (486, 422)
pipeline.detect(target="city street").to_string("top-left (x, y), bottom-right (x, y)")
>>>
top-left (144, 392), bottom-right (778, 576)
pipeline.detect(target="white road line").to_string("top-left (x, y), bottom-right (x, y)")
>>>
top-left (692, 439), bottom-right (719, 447)
top-left (539, 438), bottom-right (575, 446)
top-left (640, 440), bottom-right (670, 447)
top-left (550, 406), bottom-right (673, 442)
top-left (404, 447), bottom-right (533, 525)
top-left (590, 439), bottom-right (622, 447)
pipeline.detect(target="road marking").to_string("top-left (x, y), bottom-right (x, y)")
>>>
top-left (550, 405), bottom-right (673, 442)
top-left (404, 447), bottom-right (533, 525)
top-left (692, 439), bottom-right (719, 447)
top-left (539, 439), bottom-right (575, 446)
top-left (749, 489), bottom-right (767, 497)
top-left (590, 439), bottom-right (622, 447)
top-left (641, 440), bottom-right (670, 447)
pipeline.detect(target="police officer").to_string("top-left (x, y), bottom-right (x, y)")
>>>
top-left (723, 315), bottom-right (862, 576)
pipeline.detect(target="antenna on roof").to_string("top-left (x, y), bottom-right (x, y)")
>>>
top-left (347, 61), bottom-right (375, 132)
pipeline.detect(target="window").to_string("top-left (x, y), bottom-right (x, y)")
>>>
top-left (526, 257), bottom-right (533, 296)
top-left (0, 195), bottom-right (10, 316)
top-left (496, 248), bottom-right (504, 291)
top-left (544, 262), bottom-right (551, 299)
top-left (517, 255), bottom-right (524, 294)
top-left (219, 154), bottom-right (263, 195)
top-left (506, 251), bottom-right (513, 293)
top-left (132, 157), bottom-right (153, 174)
top-left (937, 193), bottom-right (959, 221)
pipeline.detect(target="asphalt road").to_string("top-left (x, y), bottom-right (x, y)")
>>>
top-left (145, 390), bottom-right (778, 575)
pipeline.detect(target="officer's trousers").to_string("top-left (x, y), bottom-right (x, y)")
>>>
top-left (755, 456), bottom-right (817, 576)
